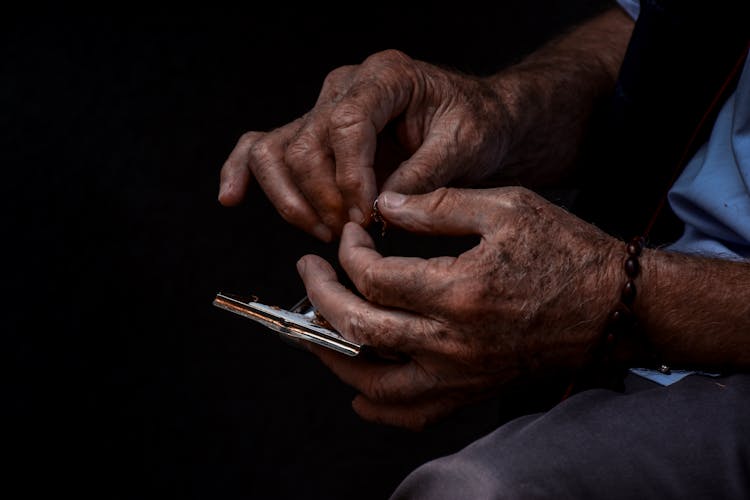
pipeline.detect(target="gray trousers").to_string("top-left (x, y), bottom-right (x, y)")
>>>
top-left (390, 373), bottom-right (750, 499)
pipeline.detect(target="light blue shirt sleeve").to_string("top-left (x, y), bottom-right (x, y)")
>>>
top-left (615, 0), bottom-right (640, 20)
top-left (613, 2), bottom-right (750, 386)
top-left (666, 55), bottom-right (750, 260)
top-left (629, 368), bottom-right (719, 386)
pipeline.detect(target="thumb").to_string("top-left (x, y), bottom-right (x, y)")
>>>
top-left (377, 188), bottom-right (490, 236)
top-left (381, 133), bottom-right (462, 196)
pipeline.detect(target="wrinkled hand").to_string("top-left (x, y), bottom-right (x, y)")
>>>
top-left (296, 187), bottom-right (622, 429)
top-left (219, 50), bottom-right (512, 241)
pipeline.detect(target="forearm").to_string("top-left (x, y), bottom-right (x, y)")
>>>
top-left (487, 5), bottom-right (634, 185)
top-left (633, 251), bottom-right (750, 371)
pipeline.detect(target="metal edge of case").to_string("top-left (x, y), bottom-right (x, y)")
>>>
top-left (213, 292), bottom-right (361, 356)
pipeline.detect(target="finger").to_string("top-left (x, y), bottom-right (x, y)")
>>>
top-left (281, 66), bottom-right (359, 233)
top-left (377, 188), bottom-right (492, 236)
top-left (329, 51), bottom-right (416, 224)
top-left (310, 345), bottom-right (437, 404)
top-left (338, 222), bottom-right (454, 312)
top-left (248, 123), bottom-right (333, 242)
top-left (219, 131), bottom-right (262, 206)
top-left (296, 254), bottom-right (428, 352)
top-left (352, 394), bottom-right (455, 431)
top-left (315, 65), bottom-right (357, 105)
top-left (380, 131), bottom-right (463, 196)
top-left (332, 113), bottom-right (378, 225)
top-left (285, 120), bottom-right (346, 232)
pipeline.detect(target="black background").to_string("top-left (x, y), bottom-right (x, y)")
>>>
top-left (6, 2), bottom-right (609, 498)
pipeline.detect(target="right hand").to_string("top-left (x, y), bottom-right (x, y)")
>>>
top-left (296, 187), bottom-right (622, 429)
top-left (218, 49), bottom-right (515, 241)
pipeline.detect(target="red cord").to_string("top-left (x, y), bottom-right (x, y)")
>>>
top-left (562, 40), bottom-right (750, 402)
top-left (643, 41), bottom-right (750, 239)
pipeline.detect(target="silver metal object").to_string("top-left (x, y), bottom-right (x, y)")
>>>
top-left (212, 292), bottom-right (361, 356)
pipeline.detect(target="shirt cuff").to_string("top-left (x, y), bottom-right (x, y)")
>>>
top-left (615, 0), bottom-right (640, 20)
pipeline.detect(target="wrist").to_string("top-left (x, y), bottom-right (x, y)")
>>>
top-left (597, 239), bottom-right (672, 371)
top-left (634, 249), bottom-right (750, 371)
top-left (484, 61), bottom-right (605, 186)
top-left (482, 7), bottom-right (633, 186)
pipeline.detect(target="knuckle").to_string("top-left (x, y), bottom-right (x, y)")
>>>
top-left (285, 134), bottom-right (321, 168)
top-left (219, 160), bottom-right (238, 184)
top-left (353, 400), bottom-right (383, 425)
top-left (335, 167), bottom-right (364, 195)
top-left (445, 283), bottom-right (484, 320)
top-left (323, 65), bottom-right (355, 91)
top-left (324, 66), bottom-right (348, 84)
top-left (342, 309), bottom-right (369, 342)
top-left (358, 265), bottom-right (380, 301)
top-left (363, 377), bottom-right (389, 402)
top-left (275, 198), bottom-right (303, 225)
top-left (329, 102), bottom-right (368, 132)
top-left (247, 137), bottom-right (275, 166)
top-left (406, 412), bottom-right (430, 432)
top-left (366, 48), bottom-right (411, 67)
top-left (503, 186), bottom-right (534, 204)
top-left (362, 50), bottom-right (415, 92)
top-left (427, 187), bottom-right (457, 211)
top-left (238, 131), bottom-right (263, 147)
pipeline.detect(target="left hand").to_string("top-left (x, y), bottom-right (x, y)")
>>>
top-left (296, 187), bottom-right (622, 430)
top-left (218, 50), bottom-right (515, 241)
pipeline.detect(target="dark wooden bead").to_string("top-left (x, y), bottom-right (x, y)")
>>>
top-left (601, 237), bottom-right (646, 363)
top-left (610, 307), bottom-right (633, 325)
top-left (621, 281), bottom-right (636, 304)
top-left (624, 256), bottom-right (640, 278)
top-left (626, 242), bottom-right (641, 257)
top-left (627, 236), bottom-right (644, 256)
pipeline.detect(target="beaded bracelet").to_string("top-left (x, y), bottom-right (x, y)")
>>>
top-left (602, 236), bottom-right (671, 375)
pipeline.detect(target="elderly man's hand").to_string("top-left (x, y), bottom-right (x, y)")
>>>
top-left (218, 50), bottom-right (512, 242)
top-left (296, 187), bottom-right (622, 429)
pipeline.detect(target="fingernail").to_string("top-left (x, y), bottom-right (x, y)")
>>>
top-left (348, 207), bottom-right (365, 224)
top-left (296, 257), bottom-right (307, 274)
top-left (381, 191), bottom-right (406, 209)
top-left (312, 223), bottom-right (333, 242)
